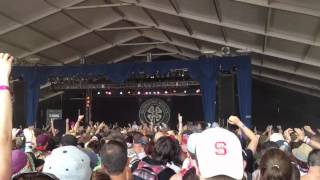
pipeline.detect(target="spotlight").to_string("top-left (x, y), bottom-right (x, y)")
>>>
top-left (184, 90), bottom-right (187, 94)
top-left (128, 91), bottom-right (131, 94)
top-left (108, 92), bottom-right (112, 95)
top-left (97, 91), bottom-right (101, 95)
top-left (120, 91), bottom-right (123, 95)
top-left (153, 91), bottom-right (156, 95)
top-left (157, 91), bottom-right (160, 94)
top-left (137, 91), bottom-right (141, 95)
top-left (145, 92), bottom-right (148, 95)
top-left (164, 90), bottom-right (168, 94)
top-left (105, 91), bottom-right (109, 95)
top-left (196, 89), bottom-right (201, 93)
top-left (173, 90), bottom-right (176, 93)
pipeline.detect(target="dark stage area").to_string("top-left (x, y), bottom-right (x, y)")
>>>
top-left (38, 79), bottom-right (320, 130)
top-left (37, 91), bottom-right (203, 129)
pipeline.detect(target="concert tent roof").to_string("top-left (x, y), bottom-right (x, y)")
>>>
top-left (1, 0), bottom-right (320, 98)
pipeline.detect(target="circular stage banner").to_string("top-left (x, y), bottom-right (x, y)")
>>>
top-left (139, 98), bottom-right (171, 125)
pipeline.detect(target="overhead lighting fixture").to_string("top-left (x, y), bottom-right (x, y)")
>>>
top-left (221, 47), bottom-right (231, 56)
top-left (236, 49), bottom-right (251, 53)
top-left (201, 50), bottom-right (217, 54)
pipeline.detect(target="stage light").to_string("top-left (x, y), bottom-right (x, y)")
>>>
top-left (157, 91), bottom-right (160, 94)
top-left (153, 91), bottom-right (156, 95)
top-left (97, 91), bottom-right (101, 95)
top-left (85, 96), bottom-right (91, 107)
top-left (128, 91), bottom-right (131, 94)
top-left (120, 91), bottom-right (123, 95)
top-left (164, 90), bottom-right (168, 94)
top-left (108, 92), bottom-right (112, 95)
top-left (196, 89), bottom-right (201, 93)
top-left (145, 92), bottom-right (148, 95)
top-left (173, 90), bottom-right (176, 93)
top-left (137, 91), bottom-right (141, 95)
top-left (184, 90), bottom-right (187, 94)
top-left (105, 91), bottom-right (108, 95)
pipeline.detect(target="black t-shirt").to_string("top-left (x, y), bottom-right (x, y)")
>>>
top-left (244, 149), bottom-right (254, 173)
top-left (133, 157), bottom-right (176, 180)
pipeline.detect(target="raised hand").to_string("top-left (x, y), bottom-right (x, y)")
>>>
top-left (227, 115), bottom-right (241, 126)
top-left (11, 128), bottom-right (20, 140)
top-left (294, 128), bottom-right (305, 141)
top-left (77, 115), bottom-right (84, 121)
top-left (284, 128), bottom-right (293, 143)
top-left (304, 125), bottom-right (316, 135)
top-left (0, 53), bottom-right (13, 85)
top-left (178, 113), bottom-right (182, 122)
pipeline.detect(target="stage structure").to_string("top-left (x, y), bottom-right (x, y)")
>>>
top-left (12, 56), bottom-right (251, 127)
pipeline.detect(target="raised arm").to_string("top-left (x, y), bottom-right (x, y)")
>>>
top-left (65, 118), bottom-right (70, 135)
top-left (295, 128), bottom-right (320, 149)
top-left (0, 53), bottom-right (13, 180)
top-left (228, 115), bottom-right (259, 154)
top-left (72, 114), bottom-right (84, 133)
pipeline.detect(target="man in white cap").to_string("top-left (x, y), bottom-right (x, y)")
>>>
top-left (194, 127), bottom-right (244, 180)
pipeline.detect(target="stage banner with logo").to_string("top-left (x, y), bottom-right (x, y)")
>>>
top-left (138, 98), bottom-right (172, 127)
top-left (46, 109), bottom-right (62, 123)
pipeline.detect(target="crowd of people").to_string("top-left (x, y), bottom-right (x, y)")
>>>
top-left (1, 53), bottom-right (320, 180)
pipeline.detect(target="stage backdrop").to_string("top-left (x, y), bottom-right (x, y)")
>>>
top-left (14, 56), bottom-right (251, 127)
top-left (91, 96), bottom-right (203, 128)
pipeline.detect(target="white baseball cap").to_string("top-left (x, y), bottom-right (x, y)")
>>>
top-left (43, 146), bottom-right (92, 180)
top-left (195, 128), bottom-right (243, 179)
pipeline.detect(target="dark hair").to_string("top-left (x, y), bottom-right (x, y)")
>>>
top-left (308, 149), bottom-right (320, 166)
top-left (132, 131), bottom-right (144, 145)
top-left (99, 140), bottom-right (128, 175)
top-left (87, 140), bottom-right (101, 154)
top-left (182, 167), bottom-right (199, 180)
top-left (91, 170), bottom-right (111, 180)
top-left (151, 136), bottom-right (177, 165)
top-left (260, 149), bottom-right (292, 180)
top-left (12, 172), bottom-right (59, 180)
top-left (203, 175), bottom-right (235, 180)
top-left (105, 130), bottom-right (126, 146)
top-left (61, 134), bottom-right (78, 146)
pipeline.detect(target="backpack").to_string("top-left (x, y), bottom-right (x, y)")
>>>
top-left (133, 161), bottom-right (167, 180)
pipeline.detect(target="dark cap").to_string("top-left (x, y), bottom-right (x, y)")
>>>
top-left (61, 134), bottom-right (78, 146)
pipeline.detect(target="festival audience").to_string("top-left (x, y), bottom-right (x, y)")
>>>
top-left (2, 53), bottom-right (320, 180)
top-left (8, 112), bottom-right (320, 180)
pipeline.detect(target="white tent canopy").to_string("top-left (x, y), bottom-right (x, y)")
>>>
top-left (1, 0), bottom-right (320, 98)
